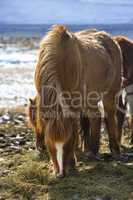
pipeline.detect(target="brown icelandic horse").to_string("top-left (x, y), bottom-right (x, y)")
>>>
top-left (114, 35), bottom-right (133, 144)
top-left (34, 25), bottom-right (122, 177)
top-left (81, 35), bottom-right (133, 154)
top-left (28, 96), bottom-right (45, 151)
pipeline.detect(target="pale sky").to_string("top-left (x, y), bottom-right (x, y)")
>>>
top-left (0, 0), bottom-right (133, 24)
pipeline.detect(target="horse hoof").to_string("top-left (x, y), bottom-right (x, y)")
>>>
top-left (86, 152), bottom-right (103, 161)
top-left (56, 173), bottom-right (65, 178)
top-left (95, 155), bottom-right (104, 161)
top-left (113, 154), bottom-right (129, 162)
top-left (120, 155), bottom-right (129, 163)
top-left (103, 153), bottom-right (113, 162)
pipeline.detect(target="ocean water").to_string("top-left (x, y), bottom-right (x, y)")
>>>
top-left (1, 24), bottom-right (133, 38)
top-left (0, 47), bottom-right (36, 108)
top-left (0, 24), bottom-right (133, 108)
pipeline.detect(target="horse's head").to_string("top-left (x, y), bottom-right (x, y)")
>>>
top-left (28, 96), bottom-right (46, 152)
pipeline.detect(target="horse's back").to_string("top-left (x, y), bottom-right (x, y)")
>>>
top-left (76, 30), bottom-right (122, 94)
top-left (114, 35), bottom-right (133, 81)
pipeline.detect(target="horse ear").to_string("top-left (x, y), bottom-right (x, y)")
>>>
top-left (29, 98), bottom-right (33, 104)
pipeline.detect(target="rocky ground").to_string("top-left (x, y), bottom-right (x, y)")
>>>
top-left (0, 109), bottom-right (133, 200)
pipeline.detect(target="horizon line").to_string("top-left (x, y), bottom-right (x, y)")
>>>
top-left (0, 22), bottom-right (133, 26)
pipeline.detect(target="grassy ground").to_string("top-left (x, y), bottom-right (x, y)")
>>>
top-left (0, 112), bottom-right (133, 200)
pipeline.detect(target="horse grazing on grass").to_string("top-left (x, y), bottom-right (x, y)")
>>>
top-left (28, 96), bottom-right (45, 151)
top-left (34, 25), bottom-right (122, 177)
top-left (114, 35), bottom-right (133, 144)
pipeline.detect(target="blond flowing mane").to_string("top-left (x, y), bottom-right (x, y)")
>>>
top-left (34, 25), bottom-right (83, 142)
top-left (35, 25), bottom-right (82, 105)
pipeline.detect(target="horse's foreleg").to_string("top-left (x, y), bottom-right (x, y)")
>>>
top-left (116, 95), bottom-right (126, 143)
top-left (89, 111), bottom-right (101, 155)
top-left (35, 130), bottom-right (45, 152)
top-left (55, 142), bottom-right (64, 177)
top-left (116, 110), bottom-right (125, 143)
top-left (63, 137), bottom-right (76, 173)
top-left (130, 116), bottom-right (133, 144)
top-left (47, 144), bottom-right (59, 175)
top-left (80, 114), bottom-right (91, 152)
top-left (103, 99), bottom-right (120, 156)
